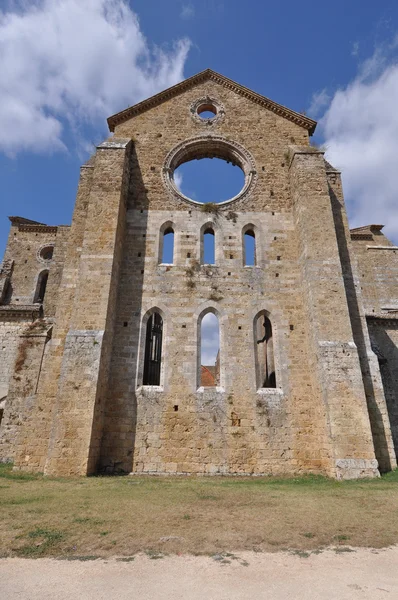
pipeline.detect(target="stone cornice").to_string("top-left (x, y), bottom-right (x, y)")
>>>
top-left (107, 69), bottom-right (317, 135)
top-left (18, 225), bottom-right (58, 233)
top-left (0, 304), bottom-right (42, 318)
top-left (351, 233), bottom-right (373, 241)
top-left (367, 312), bottom-right (398, 322)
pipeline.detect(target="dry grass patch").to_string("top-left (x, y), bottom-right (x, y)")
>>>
top-left (1, 464), bottom-right (398, 558)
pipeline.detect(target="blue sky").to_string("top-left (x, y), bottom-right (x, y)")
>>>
top-left (2, 0), bottom-right (398, 262)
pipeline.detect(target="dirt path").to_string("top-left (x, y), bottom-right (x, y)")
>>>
top-left (1, 547), bottom-right (398, 600)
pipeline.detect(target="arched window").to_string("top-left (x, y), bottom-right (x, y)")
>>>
top-left (243, 226), bottom-right (256, 266)
top-left (199, 310), bottom-right (220, 387)
top-left (254, 311), bottom-right (276, 389)
top-left (34, 270), bottom-right (49, 304)
top-left (159, 222), bottom-right (175, 265)
top-left (143, 312), bottom-right (163, 386)
top-left (161, 227), bottom-right (174, 264)
top-left (202, 227), bottom-right (215, 265)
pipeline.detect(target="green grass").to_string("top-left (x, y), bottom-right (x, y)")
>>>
top-left (1, 462), bottom-right (398, 559)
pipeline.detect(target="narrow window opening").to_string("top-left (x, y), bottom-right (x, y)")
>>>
top-left (203, 228), bottom-right (215, 265)
top-left (143, 312), bottom-right (163, 386)
top-left (34, 270), bottom-right (49, 304)
top-left (255, 313), bottom-right (276, 389)
top-left (244, 230), bottom-right (256, 266)
top-left (162, 227), bottom-right (174, 264)
top-left (200, 312), bottom-right (220, 387)
top-left (174, 405), bottom-right (179, 412)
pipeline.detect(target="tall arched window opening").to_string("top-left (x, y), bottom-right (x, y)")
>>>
top-left (161, 227), bottom-right (174, 264)
top-left (244, 229), bottom-right (256, 266)
top-left (34, 270), bottom-right (49, 304)
top-left (254, 312), bottom-right (276, 389)
top-left (200, 311), bottom-right (220, 387)
top-left (203, 227), bottom-right (215, 265)
top-left (143, 312), bottom-right (163, 386)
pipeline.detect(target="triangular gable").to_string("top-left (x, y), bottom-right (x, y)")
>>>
top-left (107, 69), bottom-right (317, 135)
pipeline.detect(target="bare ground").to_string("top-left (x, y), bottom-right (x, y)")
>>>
top-left (1, 548), bottom-right (398, 600)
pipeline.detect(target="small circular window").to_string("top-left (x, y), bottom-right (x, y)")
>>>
top-left (39, 246), bottom-right (54, 261)
top-left (190, 97), bottom-right (225, 125)
top-left (197, 103), bottom-right (217, 120)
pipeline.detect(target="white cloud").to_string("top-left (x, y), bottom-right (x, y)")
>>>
top-left (174, 171), bottom-right (183, 191)
top-left (320, 48), bottom-right (398, 242)
top-left (308, 88), bottom-right (330, 118)
top-left (201, 313), bottom-right (219, 365)
top-left (181, 3), bottom-right (195, 20)
top-left (351, 41), bottom-right (359, 57)
top-left (0, 0), bottom-right (190, 155)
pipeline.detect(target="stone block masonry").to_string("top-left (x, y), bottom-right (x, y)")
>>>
top-left (0, 69), bottom-right (397, 478)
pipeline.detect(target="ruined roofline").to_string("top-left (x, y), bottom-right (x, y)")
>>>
top-left (350, 224), bottom-right (384, 233)
top-left (8, 216), bottom-right (70, 233)
top-left (107, 68), bottom-right (317, 135)
top-left (9, 216), bottom-right (47, 226)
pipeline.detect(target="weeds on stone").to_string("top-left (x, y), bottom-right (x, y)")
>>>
top-left (200, 203), bottom-right (220, 215)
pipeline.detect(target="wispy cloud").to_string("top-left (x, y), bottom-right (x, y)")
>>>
top-left (174, 171), bottom-right (183, 191)
top-left (316, 40), bottom-right (398, 242)
top-left (180, 3), bottom-right (195, 20)
top-left (0, 0), bottom-right (190, 156)
top-left (351, 41), bottom-right (359, 57)
top-left (308, 88), bottom-right (330, 118)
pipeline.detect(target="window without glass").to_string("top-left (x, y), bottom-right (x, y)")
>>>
top-left (203, 227), bottom-right (215, 264)
top-left (254, 312), bottom-right (276, 388)
top-left (40, 246), bottom-right (54, 261)
top-left (143, 312), bottom-right (163, 386)
top-left (34, 270), bottom-right (49, 304)
top-left (244, 229), bottom-right (256, 266)
top-left (161, 227), bottom-right (174, 264)
top-left (199, 311), bottom-right (220, 387)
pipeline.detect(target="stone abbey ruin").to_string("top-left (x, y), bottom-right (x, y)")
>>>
top-left (0, 70), bottom-right (397, 479)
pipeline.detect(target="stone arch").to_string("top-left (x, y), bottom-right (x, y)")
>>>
top-left (200, 220), bottom-right (222, 265)
top-left (196, 304), bottom-right (227, 390)
top-left (162, 134), bottom-right (257, 207)
top-left (158, 220), bottom-right (176, 264)
top-left (137, 306), bottom-right (168, 389)
top-left (242, 223), bottom-right (257, 266)
top-left (253, 310), bottom-right (277, 389)
top-left (33, 270), bottom-right (49, 304)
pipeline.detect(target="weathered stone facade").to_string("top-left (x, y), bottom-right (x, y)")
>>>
top-left (0, 70), bottom-right (397, 479)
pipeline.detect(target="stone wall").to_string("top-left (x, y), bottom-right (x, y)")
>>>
top-left (0, 319), bottom-right (51, 463)
top-left (2, 72), bottom-right (396, 478)
top-left (1, 220), bottom-right (64, 313)
top-left (367, 318), bottom-right (398, 459)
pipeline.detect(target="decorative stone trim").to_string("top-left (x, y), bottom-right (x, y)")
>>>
top-left (37, 243), bottom-right (55, 264)
top-left (97, 139), bottom-right (131, 150)
top-left (351, 233), bottom-right (373, 240)
top-left (366, 245), bottom-right (398, 250)
top-left (162, 134), bottom-right (257, 207)
top-left (18, 225), bottom-right (58, 233)
top-left (0, 304), bottom-right (42, 318)
top-left (190, 96), bottom-right (225, 126)
top-left (107, 69), bottom-right (317, 134)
